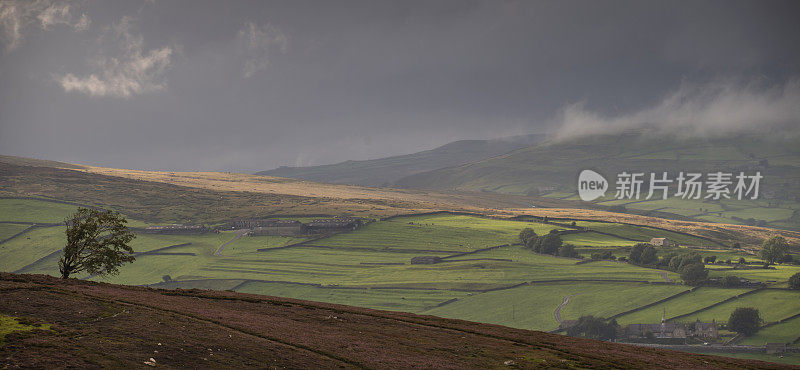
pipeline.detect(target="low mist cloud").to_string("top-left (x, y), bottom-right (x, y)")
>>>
top-left (554, 77), bottom-right (800, 140)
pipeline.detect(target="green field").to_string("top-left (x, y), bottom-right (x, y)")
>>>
top-left (0, 226), bottom-right (66, 272)
top-left (616, 287), bottom-right (754, 325)
top-left (236, 281), bottom-right (471, 312)
top-left (690, 289), bottom-right (800, 324)
top-left (571, 221), bottom-right (718, 247)
top-left (0, 223), bottom-right (29, 241)
top-left (315, 214), bottom-right (558, 252)
top-left (708, 265), bottom-right (800, 284)
top-left (737, 315), bottom-right (800, 346)
top-left (2, 201), bottom-right (800, 363)
top-left (0, 198), bottom-right (80, 224)
top-left (592, 186), bottom-right (798, 232)
top-left (561, 232), bottom-right (637, 247)
top-left (424, 282), bottom-right (687, 332)
top-left (560, 283), bottom-right (689, 320)
top-left (699, 352), bottom-right (800, 366)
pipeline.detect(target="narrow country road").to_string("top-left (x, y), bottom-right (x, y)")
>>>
top-left (554, 294), bottom-right (577, 324)
top-left (214, 229), bottom-right (249, 256)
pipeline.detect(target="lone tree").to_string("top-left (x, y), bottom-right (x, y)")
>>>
top-left (59, 208), bottom-right (136, 279)
top-left (728, 307), bottom-right (762, 336)
top-left (789, 272), bottom-right (800, 290)
top-left (760, 236), bottom-right (789, 264)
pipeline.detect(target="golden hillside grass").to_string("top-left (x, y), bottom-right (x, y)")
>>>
top-left (73, 164), bottom-right (800, 247)
top-left (1, 155), bottom-right (796, 248)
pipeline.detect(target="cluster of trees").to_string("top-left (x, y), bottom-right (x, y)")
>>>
top-left (721, 275), bottom-right (743, 288)
top-left (628, 243), bottom-right (657, 265)
top-left (519, 228), bottom-right (578, 258)
top-left (760, 236), bottom-right (790, 264)
top-left (590, 251), bottom-right (614, 260)
top-left (566, 316), bottom-right (619, 340)
top-left (626, 245), bottom-right (709, 285)
top-left (663, 252), bottom-right (708, 285)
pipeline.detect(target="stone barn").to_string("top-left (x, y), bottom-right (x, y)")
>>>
top-left (248, 220), bottom-right (306, 236)
top-left (305, 217), bottom-right (365, 234)
top-left (649, 238), bottom-right (674, 247)
top-left (143, 224), bottom-right (208, 235)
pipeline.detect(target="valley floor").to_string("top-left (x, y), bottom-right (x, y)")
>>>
top-left (0, 273), bottom-right (790, 369)
top-left (2, 194), bottom-right (800, 366)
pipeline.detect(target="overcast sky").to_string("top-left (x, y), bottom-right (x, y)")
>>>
top-left (1, 0), bottom-right (799, 172)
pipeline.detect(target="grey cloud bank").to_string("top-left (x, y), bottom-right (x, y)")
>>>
top-left (1, 0), bottom-right (799, 172)
top-left (554, 78), bottom-right (800, 140)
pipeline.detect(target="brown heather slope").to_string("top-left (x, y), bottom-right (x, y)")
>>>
top-left (1, 155), bottom-right (798, 247)
top-left (0, 273), bottom-right (792, 369)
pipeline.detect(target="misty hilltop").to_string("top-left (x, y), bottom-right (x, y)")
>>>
top-left (257, 134), bottom-right (544, 187)
top-left (261, 130), bottom-right (800, 231)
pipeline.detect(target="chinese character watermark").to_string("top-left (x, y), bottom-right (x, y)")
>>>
top-left (577, 171), bottom-right (763, 201)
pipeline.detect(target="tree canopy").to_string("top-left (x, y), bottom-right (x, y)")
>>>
top-left (728, 307), bottom-right (761, 336)
top-left (760, 236), bottom-right (789, 264)
top-left (519, 228), bottom-right (538, 248)
top-left (680, 263), bottom-right (708, 285)
top-left (58, 208), bottom-right (136, 279)
top-left (566, 316), bottom-right (618, 341)
top-left (669, 252), bottom-right (701, 272)
top-left (629, 243), bottom-right (657, 265)
top-left (789, 272), bottom-right (800, 290)
top-left (534, 230), bottom-right (563, 255)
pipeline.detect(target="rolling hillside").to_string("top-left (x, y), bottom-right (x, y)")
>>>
top-left (0, 273), bottom-right (791, 369)
top-left (2, 154), bottom-right (798, 247)
top-left (257, 134), bottom-right (545, 187)
top-left (2, 156), bottom-right (800, 366)
top-left (395, 131), bottom-right (800, 231)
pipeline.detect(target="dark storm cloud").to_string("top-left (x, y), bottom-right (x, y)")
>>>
top-left (1, 0), bottom-right (799, 172)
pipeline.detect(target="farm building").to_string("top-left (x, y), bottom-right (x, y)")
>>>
top-left (623, 323), bottom-right (687, 339)
top-left (766, 343), bottom-right (787, 354)
top-left (623, 320), bottom-right (717, 340)
top-left (410, 256), bottom-right (442, 265)
top-left (248, 220), bottom-right (306, 236)
top-left (305, 217), bottom-right (365, 233)
top-left (143, 224), bottom-right (208, 235)
top-left (230, 219), bottom-right (286, 229)
top-left (692, 319), bottom-right (718, 339)
top-left (649, 238), bottom-right (674, 247)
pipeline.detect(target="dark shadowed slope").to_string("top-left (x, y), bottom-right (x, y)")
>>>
top-left (0, 273), bottom-right (791, 369)
top-left (395, 131), bottom-right (800, 230)
top-left (257, 134), bottom-right (545, 187)
top-left (396, 132), bottom-right (800, 195)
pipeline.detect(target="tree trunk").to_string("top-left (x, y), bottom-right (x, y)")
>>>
top-left (60, 264), bottom-right (72, 279)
